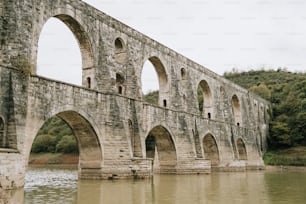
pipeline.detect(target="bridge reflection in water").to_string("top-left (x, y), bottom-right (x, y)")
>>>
top-left (2, 168), bottom-right (306, 204)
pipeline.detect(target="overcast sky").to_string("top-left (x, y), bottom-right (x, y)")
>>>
top-left (37, 0), bottom-right (306, 91)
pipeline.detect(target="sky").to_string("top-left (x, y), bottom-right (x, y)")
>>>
top-left (37, 0), bottom-right (306, 92)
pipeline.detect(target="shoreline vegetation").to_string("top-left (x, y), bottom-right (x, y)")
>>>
top-left (263, 146), bottom-right (306, 166)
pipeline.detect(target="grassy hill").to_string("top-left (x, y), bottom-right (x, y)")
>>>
top-left (31, 116), bottom-right (78, 154)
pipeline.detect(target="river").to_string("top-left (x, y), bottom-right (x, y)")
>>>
top-left (2, 167), bottom-right (306, 203)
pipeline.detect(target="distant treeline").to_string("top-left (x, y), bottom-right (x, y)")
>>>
top-left (224, 69), bottom-right (306, 149)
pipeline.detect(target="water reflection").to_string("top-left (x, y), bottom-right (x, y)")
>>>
top-left (25, 167), bottom-right (77, 204)
top-left (2, 168), bottom-right (306, 204)
top-left (264, 172), bottom-right (306, 204)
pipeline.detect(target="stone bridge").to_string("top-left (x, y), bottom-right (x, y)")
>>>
top-left (0, 0), bottom-right (270, 190)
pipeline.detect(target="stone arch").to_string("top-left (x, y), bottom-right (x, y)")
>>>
top-left (114, 37), bottom-right (128, 64)
top-left (145, 125), bottom-right (177, 173)
top-left (236, 138), bottom-right (247, 160)
top-left (0, 116), bottom-right (4, 147)
top-left (181, 68), bottom-right (187, 80)
top-left (29, 110), bottom-right (103, 179)
top-left (86, 77), bottom-right (91, 88)
top-left (203, 134), bottom-right (220, 166)
top-left (141, 56), bottom-right (169, 107)
top-left (232, 95), bottom-right (242, 126)
top-left (198, 80), bottom-right (213, 118)
top-left (35, 14), bottom-right (94, 88)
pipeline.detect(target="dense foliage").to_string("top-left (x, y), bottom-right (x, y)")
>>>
top-left (31, 116), bottom-right (78, 153)
top-left (224, 69), bottom-right (306, 149)
top-left (143, 90), bottom-right (159, 105)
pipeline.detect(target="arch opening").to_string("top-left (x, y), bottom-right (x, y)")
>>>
top-left (87, 77), bottom-right (91, 88)
top-left (232, 95), bottom-right (242, 126)
top-left (28, 111), bottom-right (102, 179)
top-left (114, 37), bottom-right (128, 64)
top-left (36, 15), bottom-right (94, 87)
top-left (197, 80), bottom-right (213, 118)
top-left (0, 117), bottom-right (5, 147)
top-left (141, 57), bottom-right (168, 107)
top-left (181, 68), bottom-right (187, 79)
top-left (203, 134), bottom-right (220, 166)
top-left (145, 126), bottom-right (176, 173)
top-left (237, 138), bottom-right (247, 160)
top-left (116, 73), bottom-right (125, 94)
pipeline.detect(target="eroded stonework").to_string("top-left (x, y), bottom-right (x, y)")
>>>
top-left (0, 0), bottom-right (270, 190)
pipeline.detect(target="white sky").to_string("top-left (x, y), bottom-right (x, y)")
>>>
top-left (37, 0), bottom-right (306, 92)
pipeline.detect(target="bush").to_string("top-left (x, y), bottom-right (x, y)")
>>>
top-left (56, 135), bottom-right (79, 153)
top-left (264, 152), bottom-right (306, 166)
top-left (143, 90), bottom-right (159, 105)
top-left (31, 116), bottom-right (76, 153)
top-left (31, 134), bottom-right (57, 153)
top-left (249, 83), bottom-right (271, 100)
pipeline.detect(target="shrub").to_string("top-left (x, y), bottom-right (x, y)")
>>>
top-left (143, 90), bottom-right (159, 105)
top-left (56, 135), bottom-right (79, 153)
top-left (31, 134), bottom-right (57, 153)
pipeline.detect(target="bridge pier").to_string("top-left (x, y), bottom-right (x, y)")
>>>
top-left (0, 151), bottom-right (25, 190)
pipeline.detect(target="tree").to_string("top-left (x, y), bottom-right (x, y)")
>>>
top-left (249, 83), bottom-right (271, 101)
top-left (143, 90), bottom-right (159, 105)
top-left (56, 135), bottom-right (79, 153)
top-left (31, 134), bottom-right (57, 153)
top-left (269, 122), bottom-right (291, 148)
top-left (295, 112), bottom-right (306, 143)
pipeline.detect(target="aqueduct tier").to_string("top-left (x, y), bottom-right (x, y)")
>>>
top-left (0, 0), bottom-right (270, 190)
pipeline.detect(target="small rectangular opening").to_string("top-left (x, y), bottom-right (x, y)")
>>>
top-left (163, 100), bottom-right (167, 107)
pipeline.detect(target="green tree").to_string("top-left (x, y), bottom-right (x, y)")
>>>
top-left (249, 83), bottom-right (271, 101)
top-left (143, 90), bottom-right (159, 105)
top-left (31, 116), bottom-right (76, 153)
top-left (31, 134), bottom-right (57, 153)
top-left (295, 112), bottom-right (306, 144)
top-left (269, 121), bottom-right (291, 148)
top-left (56, 135), bottom-right (79, 153)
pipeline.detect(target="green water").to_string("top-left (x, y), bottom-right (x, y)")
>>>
top-left (2, 168), bottom-right (306, 204)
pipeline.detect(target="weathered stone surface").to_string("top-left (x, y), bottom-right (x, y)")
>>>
top-left (0, 0), bottom-right (270, 190)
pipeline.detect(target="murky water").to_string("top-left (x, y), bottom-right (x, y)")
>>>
top-left (3, 167), bottom-right (306, 204)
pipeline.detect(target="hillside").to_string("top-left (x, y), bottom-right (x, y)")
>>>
top-left (31, 116), bottom-right (78, 154)
top-left (224, 69), bottom-right (306, 149)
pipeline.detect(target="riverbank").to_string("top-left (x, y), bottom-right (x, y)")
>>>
top-left (263, 146), bottom-right (306, 166)
top-left (30, 147), bottom-right (306, 171)
top-left (265, 165), bottom-right (306, 172)
top-left (29, 153), bottom-right (78, 167)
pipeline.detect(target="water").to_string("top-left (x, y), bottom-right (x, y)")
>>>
top-left (3, 168), bottom-right (306, 204)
